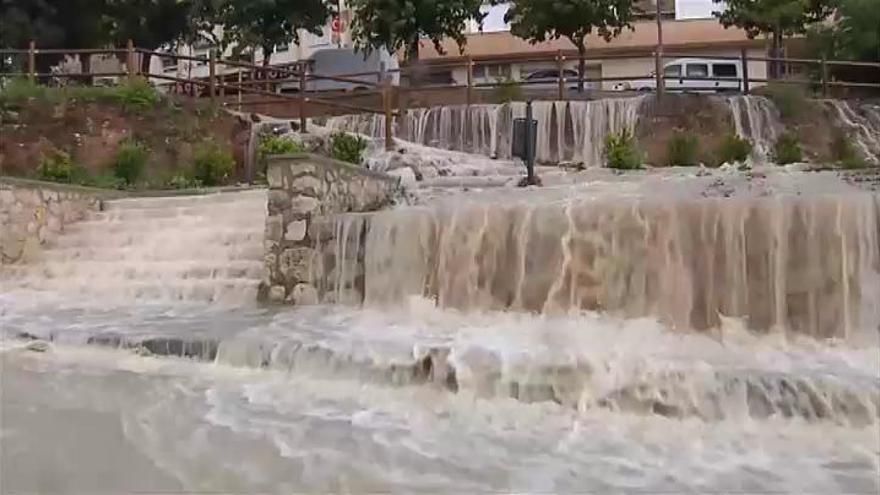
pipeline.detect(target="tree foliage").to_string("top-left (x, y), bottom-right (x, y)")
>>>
top-left (348, 0), bottom-right (486, 62)
top-left (505, 0), bottom-right (634, 91)
top-left (219, 0), bottom-right (330, 66)
top-left (712, 0), bottom-right (836, 77)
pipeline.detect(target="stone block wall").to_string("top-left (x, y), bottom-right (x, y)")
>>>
top-left (0, 179), bottom-right (103, 264)
top-left (261, 153), bottom-right (399, 304)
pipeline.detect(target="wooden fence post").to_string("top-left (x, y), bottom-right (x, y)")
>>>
top-left (556, 50), bottom-right (565, 101)
top-left (654, 49), bottom-right (664, 98)
top-left (237, 70), bottom-right (243, 112)
top-left (27, 40), bottom-right (36, 81)
top-left (382, 75), bottom-right (393, 151)
top-left (741, 48), bottom-right (750, 95)
top-left (821, 57), bottom-right (829, 98)
top-left (466, 56), bottom-right (474, 106)
top-left (208, 49), bottom-right (216, 105)
top-left (126, 39), bottom-right (136, 79)
top-left (299, 63), bottom-right (308, 132)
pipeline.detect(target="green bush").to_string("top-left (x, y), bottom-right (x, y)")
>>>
top-left (115, 78), bottom-right (160, 114)
top-left (716, 133), bottom-right (753, 164)
top-left (112, 139), bottom-right (149, 185)
top-left (604, 130), bottom-right (642, 170)
top-left (192, 140), bottom-right (235, 186)
top-left (772, 133), bottom-right (803, 165)
top-left (762, 84), bottom-right (810, 121)
top-left (492, 75), bottom-right (524, 104)
top-left (330, 132), bottom-right (368, 165)
top-left (259, 135), bottom-right (304, 157)
top-left (665, 132), bottom-right (700, 166)
top-left (831, 133), bottom-right (866, 169)
top-left (38, 151), bottom-right (84, 183)
top-left (0, 78), bottom-right (56, 108)
top-left (83, 173), bottom-right (125, 190)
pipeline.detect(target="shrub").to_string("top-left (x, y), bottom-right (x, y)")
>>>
top-left (716, 133), bottom-right (753, 164)
top-left (115, 78), bottom-right (160, 114)
top-left (330, 132), bottom-right (368, 165)
top-left (665, 131), bottom-right (700, 166)
top-left (38, 151), bottom-right (84, 183)
top-left (772, 133), bottom-right (803, 165)
top-left (84, 173), bottom-right (125, 189)
top-left (492, 75), bottom-right (524, 103)
top-left (259, 135), bottom-right (304, 157)
top-left (112, 139), bottom-right (149, 185)
top-left (762, 84), bottom-right (810, 121)
top-left (831, 132), bottom-right (866, 169)
top-left (192, 140), bottom-right (235, 186)
top-left (604, 130), bottom-right (642, 170)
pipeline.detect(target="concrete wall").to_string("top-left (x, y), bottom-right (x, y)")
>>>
top-left (0, 179), bottom-right (104, 264)
top-left (261, 153), bottom-right (399, 304)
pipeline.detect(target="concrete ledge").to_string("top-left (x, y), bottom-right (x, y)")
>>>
top-left (261, 152), bottom-right (400, 303)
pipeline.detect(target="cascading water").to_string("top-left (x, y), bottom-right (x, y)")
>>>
top-left (326, 97), bottom-right (646, 166)
top-left (824, 99), bottom-right (880, 164)
top-left (320, 190), bottom-right (880, 340)
top-left (727, 95), bottom-right (782, 161)
top-left (1, 189), bottom-right (267, 305)
top-left (3, 131), bottom-right (880, 491)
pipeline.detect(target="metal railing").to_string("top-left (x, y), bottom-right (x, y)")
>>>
top-left (2, 41), bottom-right (878, 152)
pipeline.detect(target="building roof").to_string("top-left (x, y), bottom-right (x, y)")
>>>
top-left (418, 19), bottom-right (764, 63)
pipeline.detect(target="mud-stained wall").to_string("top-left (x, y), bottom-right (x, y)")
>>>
top-left (261, 153), bottom-right (399, 304)
top-left (0, 178), bottom-right (106, 264)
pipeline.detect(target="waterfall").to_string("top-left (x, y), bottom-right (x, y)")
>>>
top-left (727, 95), bottom-right (782, 162)
top-left (824, 100), bottom-right (880, 165)
top-left (317, 193), bottom-right (880, 340)
top-left (326, 97), bottom-right (647, 166)
top-left (1, 190), bottom-right (267, 305)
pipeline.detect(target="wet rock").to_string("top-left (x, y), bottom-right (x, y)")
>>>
top-left (24, 340), bottom-right (51, 353)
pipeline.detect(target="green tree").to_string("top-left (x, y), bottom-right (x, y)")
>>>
top-left (0, 0), bottom-right (110, 75)
top-left (221, 0), bottom-right (330, 67)
top-left (104, 0), bottom-right (194, 72)
top-left (712, 0), bottom-right (836, 79)
top-left (807, 0), bottom-right (879, 82)
top-left (505, 0), bottom-right (634, 92)
top-left (347, 0), bottom-right (486, 64)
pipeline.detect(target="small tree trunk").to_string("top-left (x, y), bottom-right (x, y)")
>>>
top-left (577, 42), bottom-right (586, 93)
top-left (406, 37), bottom-right (420, 87)
top-left (770, 27), bottom-right (783, 80)
top-left (262, 45), bottom-right (273, 92)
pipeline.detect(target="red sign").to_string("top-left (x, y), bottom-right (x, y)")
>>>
top-left (331, 17), bottom-right (344, 33)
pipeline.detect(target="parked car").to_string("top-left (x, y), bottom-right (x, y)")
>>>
top-left (620, 58), bottom-right (743, 93)
top-left (522, 69), bottom-right (584, 91)
top-left (277, 47), bottom-right (399, 93)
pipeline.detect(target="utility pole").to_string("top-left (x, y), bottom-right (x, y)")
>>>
top-left (654, 0), bottom-right (665, 98)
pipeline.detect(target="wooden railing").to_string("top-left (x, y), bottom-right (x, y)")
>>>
top-left (2, 41), bottom-right (878, 151)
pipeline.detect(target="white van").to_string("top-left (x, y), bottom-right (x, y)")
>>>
top-left (278, 47), bottom-right (399, 93)
top-left (625, 58), bottom-right (743, 92)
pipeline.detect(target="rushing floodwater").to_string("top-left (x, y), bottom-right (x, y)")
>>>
top-left (2, 182), bottom-right (880, 493)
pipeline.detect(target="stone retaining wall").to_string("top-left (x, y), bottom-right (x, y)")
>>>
top-left (261, 153), bottom-right (399, 304)
top-left (0, 178), bottom-right (105, 264)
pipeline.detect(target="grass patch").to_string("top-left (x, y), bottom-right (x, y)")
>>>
top-left (665, 131), bottom-right (700, 166)
top-left (0, 77), bottom-right (161, 114)
top-left (330, 132), bottom-right (368, 165)
top-left (716, 133), bottom-right (752, 165)
top-left (772, 133), bottom-right (803, 165)
top-left (604, 130), bottom-right (642, 170)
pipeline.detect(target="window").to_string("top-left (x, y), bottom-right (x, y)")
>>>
top-left (713, 63), bottom-right (737, 78)
top-left (663, 64), bottom-right (681, 77)
top-left (161, 56), bottom-right (177, 72)
top-left (475, 63), bottom-right (511, 80)
top-left (686, 64), bottom-right (709, 78)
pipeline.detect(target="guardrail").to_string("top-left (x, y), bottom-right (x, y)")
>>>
top-left (2, 41), bottom-right (878, 152)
